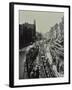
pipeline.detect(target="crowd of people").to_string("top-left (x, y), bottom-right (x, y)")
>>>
top-left (23, 39), bottom-right (64, 79)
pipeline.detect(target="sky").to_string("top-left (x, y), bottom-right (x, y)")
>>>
top-left (19, 10), bottom-right (64, 33)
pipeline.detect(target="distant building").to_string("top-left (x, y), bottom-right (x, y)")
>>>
top-left (47, 17), bottom-right (64, 41)
top-left (19, 20), bottom-right (36, 49)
